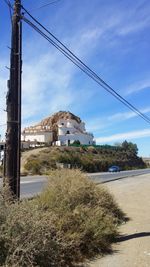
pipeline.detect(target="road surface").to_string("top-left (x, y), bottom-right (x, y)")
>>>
top-left (0, 169), bottom-right (150, 198)
top-left (87, 168), bottom-right (150, 183)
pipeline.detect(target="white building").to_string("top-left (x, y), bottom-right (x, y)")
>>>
top-left (21, 112), bottom-right (95, 146)
top-left (21, 125), bottom-right (53, 144)
top-left (56, 118), bottom-right (94, 146)
top-left (0, 142), bottom-right (5, 165)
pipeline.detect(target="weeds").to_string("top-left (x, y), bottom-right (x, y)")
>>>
top-left (23, 145), bottom-right (146, 174)
top-left (0, 169), bottom-right (126, 267)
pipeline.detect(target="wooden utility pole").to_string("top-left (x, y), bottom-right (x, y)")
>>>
top-left (5, 0), bottom-right (22, 199)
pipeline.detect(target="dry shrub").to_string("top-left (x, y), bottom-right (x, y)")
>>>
top-left (22, 145), bottom-right (146, 174)
top-left (24, 159), bottom-right (41, 174)
top-left (37, 169), bottom-right (125, 261)
top-left (1, 203), bottom-right (61, 267)
top-left (38, 169), bottom-right (124, 221)
top-left (0, 169), bottom-right (125, 267)
top-left (0, 165), bottom-right (3, 176)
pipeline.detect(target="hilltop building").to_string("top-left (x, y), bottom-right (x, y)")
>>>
top-left (21, 111), bottom-right (95, 146)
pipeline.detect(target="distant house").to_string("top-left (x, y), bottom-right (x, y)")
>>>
top-left (21, 111), bottom-right (95, 146)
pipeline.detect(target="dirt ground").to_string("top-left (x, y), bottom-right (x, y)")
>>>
top-left (88, 174), bottom-right (150, 267)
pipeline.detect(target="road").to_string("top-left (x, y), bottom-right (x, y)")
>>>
top-left (87, 168), bottom-right (150, 183)
top-left (0, 169), bottom-right (150, 198)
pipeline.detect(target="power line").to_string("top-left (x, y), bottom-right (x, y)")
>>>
top-left (4, 3), bottom-right (150, 126)
top-left (22, 18), bottom-right (150, 125)
top-left (3, 0), bottom-right (13, 24)
top-left (21, 10), bottom-right (150, 125)
top-left (21, 6), bottom-right (150, 124)
top-left (23, 0), bottom-right (62, 13)
top-left (8, 0), bottom-right (13, 24)
top-left (3, 0), bottom-right (13, 9)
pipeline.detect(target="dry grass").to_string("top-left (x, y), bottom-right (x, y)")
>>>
top-left (23, 145), bottom-right (146, 174)
top-left (0, 169), bottom-right (126, 267)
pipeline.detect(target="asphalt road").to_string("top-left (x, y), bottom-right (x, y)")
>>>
top-left (87, 168), bottom-right (150, 183)
top-left (0, 168), bottom-right (150, 198)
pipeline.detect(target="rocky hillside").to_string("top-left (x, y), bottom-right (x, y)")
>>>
top-left (37, 111), bottom-right (81, 126)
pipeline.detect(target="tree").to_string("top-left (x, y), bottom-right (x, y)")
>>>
top-left (122, 140), bottom-right (138, 155)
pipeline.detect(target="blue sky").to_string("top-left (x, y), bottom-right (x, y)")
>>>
top-left (0, 0), bottom-right (150, 156)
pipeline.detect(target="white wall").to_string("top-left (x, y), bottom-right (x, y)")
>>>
top-left (58, 133), bottom-right (93, 145)
top-left (58, 119), bottom-right (87, 136)
top-left (21, 131), bottom-right (53, 143)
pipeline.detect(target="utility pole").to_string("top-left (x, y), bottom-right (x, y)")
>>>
top-left (4, 0), bottom-right (22, 199)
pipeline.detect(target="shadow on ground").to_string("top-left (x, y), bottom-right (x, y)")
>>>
top-left (116, 232), bottom-right (150, 242)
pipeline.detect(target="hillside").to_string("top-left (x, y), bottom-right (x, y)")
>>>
top-left (22, 142), bottom-right (146, 175)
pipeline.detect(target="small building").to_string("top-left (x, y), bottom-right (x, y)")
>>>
top-left (56, 118), bottom-right (94, 146)
top-left (21, 111), bottom-right (95, 146)
top-left (21, 125), bottom-right (53, 144)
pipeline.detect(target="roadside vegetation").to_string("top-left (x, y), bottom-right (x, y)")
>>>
top-left (23, 141), bottom-right (146, 175)
top-left (0, 165), bottom-right (3, 176)
top-left (0, 169), bottom-right (126, 267)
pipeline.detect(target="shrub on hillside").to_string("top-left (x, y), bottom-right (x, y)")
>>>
top-left (24, 156), bottom-right (56, 174)
top-left (0, 165), bottom-right (3, 176)
top-left (72, 140), bottom-right (81, 145)
top-left (0, 169), bottom-right (125, 267)
top-left (22, 143), bottom-right (146, 175)
top-left (24, 158), bottom-right (42, 174)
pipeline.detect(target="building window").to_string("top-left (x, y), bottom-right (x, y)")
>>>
top-left (66, 130), bottom-right (70, 134)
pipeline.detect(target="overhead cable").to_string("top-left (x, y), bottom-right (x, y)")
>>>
top-left (3, 0), bottom-right (13, 24)
top-left (3, 0), bottom-right (13, 9)
top-left (20, 7), bottom-right (150, 125)
top-left (23, 0), bottom-right (62, 13)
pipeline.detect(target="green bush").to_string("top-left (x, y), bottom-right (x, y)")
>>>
top-left (0, 169), bottom-right (125, 267)
top-left (72, 140), bottom-right (81, 145)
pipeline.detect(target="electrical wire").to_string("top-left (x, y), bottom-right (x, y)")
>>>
top-left (21, 6), bottom-right (150, 124)
top-left (8, 0), bottom-right (12, 24)
top-left (4, 2), bottom-right (150, 125)
top-left (21, 12), bottom-right (150, 125)
top-left (3, 0), bottom-right (13, 24)
top-left (4, 2), bottom-right (149, 125)
top-left (23, 16), bottom-right (150, 124)
top-left (3, 0), bottom-right (13, 9)
top-left (23, 0), bottom-right (62, 13)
